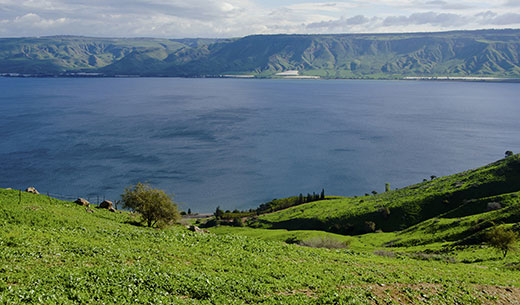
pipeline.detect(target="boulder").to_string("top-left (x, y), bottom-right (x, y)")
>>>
top-left (75, 198), bottom-right (90, 207)
top-left (188, 225), bottom-right (208, 233)
top-left (25, 187), bottom-right (39, 194)
top-left (99, 200), bottom-right (114, 209)
top-left (487, 202), bottom-right (502, 211)
top-left (108, 207), bottom-right (116, 213)
top-left (86, 208), bottom-right (94, 213)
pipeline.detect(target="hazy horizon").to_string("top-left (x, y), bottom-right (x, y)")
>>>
top-left (2, 28), bottom-right (520, 40)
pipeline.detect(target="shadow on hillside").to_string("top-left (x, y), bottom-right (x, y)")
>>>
top-left (125, 220), bottom-right (145, 227)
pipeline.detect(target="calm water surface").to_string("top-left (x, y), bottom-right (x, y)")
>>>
top-left (1, 78), bottom-right (519, 212)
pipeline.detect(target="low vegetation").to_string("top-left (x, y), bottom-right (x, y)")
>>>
top-left (298, 236), bottom-right (350, 249)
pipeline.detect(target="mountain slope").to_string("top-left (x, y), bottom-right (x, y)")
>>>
top-left (0, 36), bottom-right (197, 74)
top-left (1, 29), bottom-right (520, 78)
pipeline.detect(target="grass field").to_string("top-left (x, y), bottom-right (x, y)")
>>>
top-left (1, 184), bottom-right (520, 304)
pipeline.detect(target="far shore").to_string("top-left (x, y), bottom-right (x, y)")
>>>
top-left (1, 73), bottom-right (519, 83)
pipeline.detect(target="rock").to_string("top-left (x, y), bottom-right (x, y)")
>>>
top-left (188, 225), bottom-right (208, 233)
top-left (487, 202), bottom-right (502, 211)
top-left (188, 225), bottom-right (202, 232)
top-left (99, 200), bottom-right (113, 209)
top-left (75, 198), bottom-right (90, 207)
top-left (86, 208), bottom-right (94, 213)
top-left (25, 187), bottom-right (39, 194)
top-left (108, 207), bottom-right (116, 213)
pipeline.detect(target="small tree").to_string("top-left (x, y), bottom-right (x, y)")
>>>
top-left (505, 150), bottom-right (513, 158)
top-left (371, 190), bottom-right (378, 195)
top-left (320, 188), bottom-right (325, 200)
top-left (385, 183), bottom-right (390, 192)
top-left (487, 226), bottom-right (518, 258)
top-left (214, 206), bottom-right (224, 220)
top-left (430, 175), bottom-right (437, 180)
top-left (232, 217), bottom-right (244, 227)
top-left (187, 208), bottom-right (192, 215)
top-left (121, 183), bottom-right (180, 227)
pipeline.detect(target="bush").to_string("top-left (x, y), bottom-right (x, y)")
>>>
top-left (487, 226), bottom-right (518, 258)
top-left (364, 221), bottom-right (376, 233)
top-left (299, 236), bottom-right (350, 249)
top-left (121, 182), bottom-right (180, 227)
top-left (232, 217), bottom-right (244, 227)
top-left (379, 207), bottom-right (390, 219)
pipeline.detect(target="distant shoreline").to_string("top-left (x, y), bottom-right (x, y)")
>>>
top-left (1, 73), bottom-right (520, 83)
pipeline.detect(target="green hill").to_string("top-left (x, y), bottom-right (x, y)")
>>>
top-left (250, 154), bottom-right (520, 241)
top-left (1, 178), bottom-right (520, 303)
top-left (1, 29), bottom-right (520, 78)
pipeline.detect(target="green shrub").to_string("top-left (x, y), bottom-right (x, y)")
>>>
top-left (487, 226), bottom-right (518, 258)
top-left (232, 217), bottom-right (244, 227)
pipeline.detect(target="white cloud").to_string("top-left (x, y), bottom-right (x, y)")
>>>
top-left (383, 12), bottom-right (468, 27)
top-left (307, 15), bottom-right (373, 29)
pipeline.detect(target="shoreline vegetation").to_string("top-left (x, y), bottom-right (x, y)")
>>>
top-left (2, 73), bottom-right (520, 82)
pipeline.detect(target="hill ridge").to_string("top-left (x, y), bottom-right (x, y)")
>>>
top-left (1, 29), bottom-right (520, 78)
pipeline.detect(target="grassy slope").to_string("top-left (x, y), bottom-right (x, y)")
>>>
top-left (1, 189), bottom-right (520, 304)
top-left (253, 155), bottom-right (520, 238)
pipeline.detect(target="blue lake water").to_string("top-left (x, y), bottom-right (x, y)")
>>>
top-left (1, 78), bottom-right (519, 212)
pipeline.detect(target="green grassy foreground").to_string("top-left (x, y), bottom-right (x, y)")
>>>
top-left (1, 186), bottom-right (520, 304)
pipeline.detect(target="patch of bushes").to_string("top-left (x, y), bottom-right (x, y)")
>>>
top-left (298, 236), bottom-right (350, 249)
top-left (408, 252), bottom-right (457, 263)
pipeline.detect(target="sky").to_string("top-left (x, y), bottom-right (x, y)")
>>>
top-left (0, 0), bottom-right (519, 38)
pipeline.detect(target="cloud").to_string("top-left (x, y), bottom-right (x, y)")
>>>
top-left (286, 2), bottom-right (358, 12)
top-left (503, 0), bottom-right (520, 7)
top-left (0, 0), bottom-right (517, 37)
top-left (421, 0), bottom-right (473, 10)
top-left (478, 12), bottom-right (520, 25)
top-left (12, 13), bottom-right (69, 28)
top-left (383, 12), bottom-right (467, 27)
top-left (306, 15), bottom-right (372, 29)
